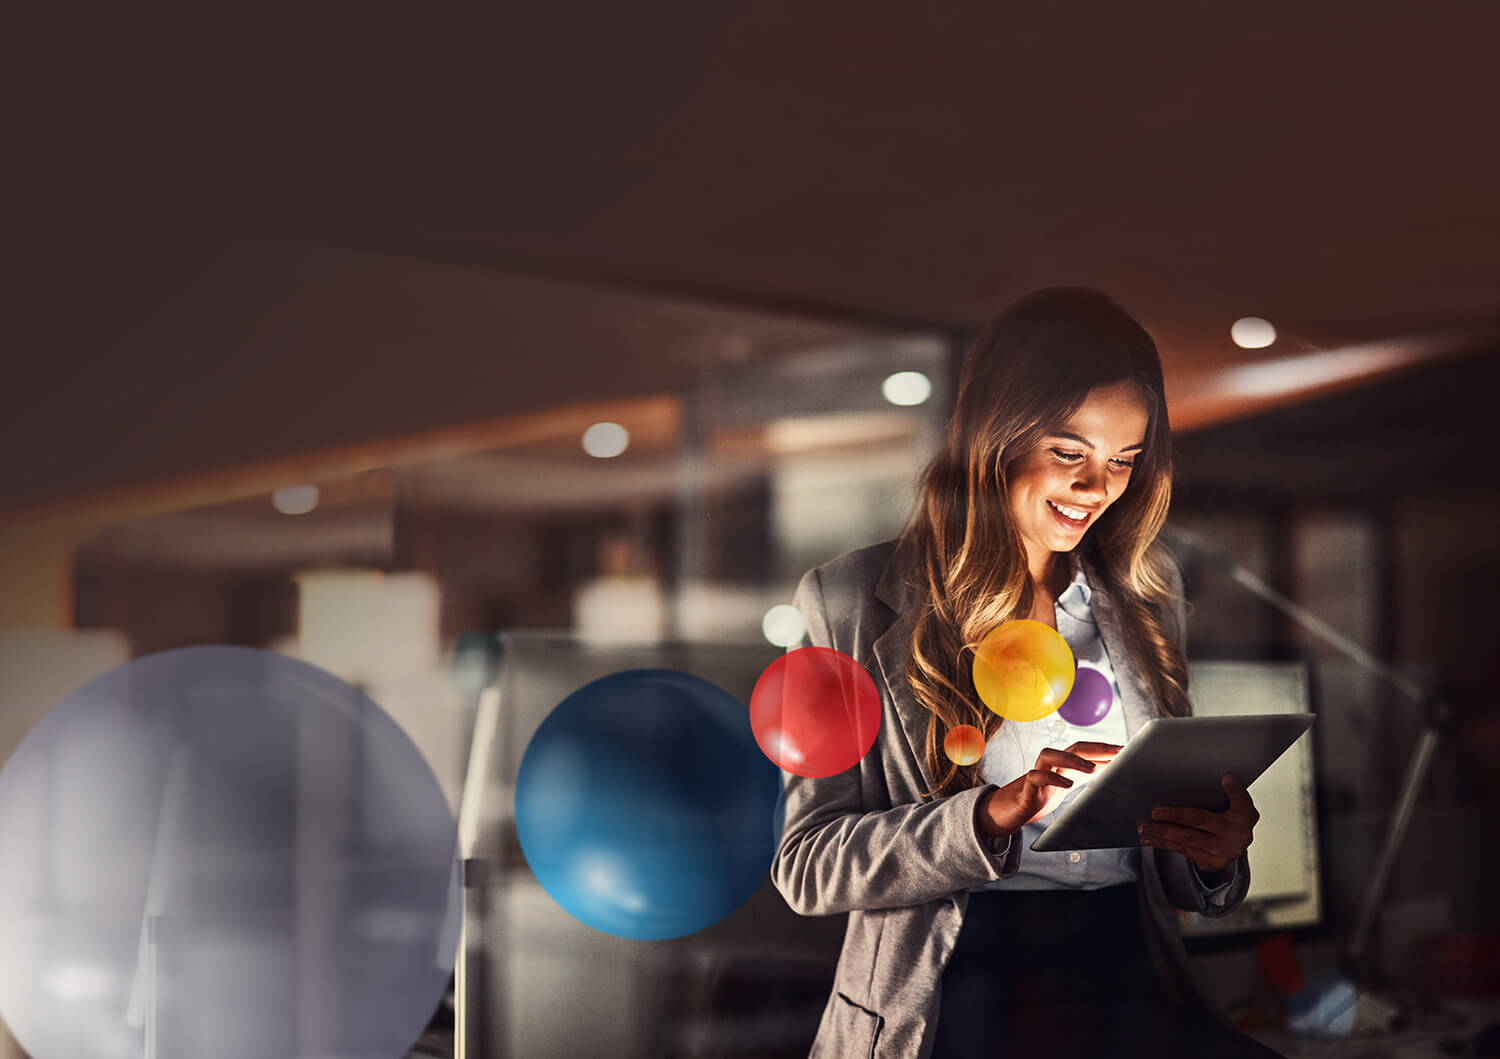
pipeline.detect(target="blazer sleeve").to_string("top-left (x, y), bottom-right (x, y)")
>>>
top-left (1154, 552), bottom-right (1253, 916)
top-left (770, 566), bottom-right (1021, 918)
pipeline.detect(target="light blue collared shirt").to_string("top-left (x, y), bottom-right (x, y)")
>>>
top-left (974, 554), bottom-right (1237, 903)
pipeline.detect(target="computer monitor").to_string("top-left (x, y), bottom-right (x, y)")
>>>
top-left (1178, 660), bottom-right (1321, 937)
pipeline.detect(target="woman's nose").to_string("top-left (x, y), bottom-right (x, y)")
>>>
top-left (1071, 462), bottom-right (1109, 501)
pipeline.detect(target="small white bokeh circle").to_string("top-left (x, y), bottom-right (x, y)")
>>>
top-left (881, 371), bottom-right (933, 407)
top-left (761, 604), bottom-right (808, 648)
top-left (582, 422), bottom-right (630, 458)
top-left (271, 484), bottom-right (319, 515)
top-left (1230, 317), bottom-right (1277, 349)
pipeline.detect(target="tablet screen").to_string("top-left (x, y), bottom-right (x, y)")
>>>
top-left (1031, 713), bottom-right (1314, 852)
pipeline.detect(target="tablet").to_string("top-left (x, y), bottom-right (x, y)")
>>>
top-left (1029, 714), bottom-right (1315, 852)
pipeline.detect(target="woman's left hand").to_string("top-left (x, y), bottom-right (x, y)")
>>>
top-left (1138, 774), bottom-right (1259, 875)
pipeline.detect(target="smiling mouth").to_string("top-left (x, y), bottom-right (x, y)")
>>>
top-left (1047, 499), bottom-right (1094, 527)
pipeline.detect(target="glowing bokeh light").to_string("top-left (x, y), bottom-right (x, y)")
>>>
top-left (881, 370), bottom-right (933, 407)
top-left (582, 421), bottom-right (630, 458)
top-left (761, 604), bottom-right (807, 647)
top-left (271, 484), bottom-right (319, 515)
top-left (749, 647), bottom-right (881, 777)
top-left (973, 620), bottom-right (1076, 722)
top-left (1231, 317), bottom-right (1277, 349)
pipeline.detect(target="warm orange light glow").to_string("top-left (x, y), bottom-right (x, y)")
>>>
top-left (944, 723), bottom-right (986, 766)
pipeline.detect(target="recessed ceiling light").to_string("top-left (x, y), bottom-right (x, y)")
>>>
top-left (272, 485), bottom-right (319, 515)
top-left (582, 422), bottom-right (630, 458)
top-left (1231, 317), bottom-right (1277, 349)
top-left (882, 371), bottom-right (933, 407)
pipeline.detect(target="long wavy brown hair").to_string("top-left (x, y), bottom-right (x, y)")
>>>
top-left (904, 287), bottom-right (1190, 798)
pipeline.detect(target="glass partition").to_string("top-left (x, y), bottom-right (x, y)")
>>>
top-left (457, 632), bottom-right (845, 1059)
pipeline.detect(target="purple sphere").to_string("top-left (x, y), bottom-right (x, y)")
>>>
top-left (1058, 666), bottom-right (1113, 726)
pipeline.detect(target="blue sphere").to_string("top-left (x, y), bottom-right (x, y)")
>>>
top-left (514, 669), bottom-right (782, 941)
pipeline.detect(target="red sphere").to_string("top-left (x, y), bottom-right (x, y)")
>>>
top-left (749, 647), bottom-right (882, 777)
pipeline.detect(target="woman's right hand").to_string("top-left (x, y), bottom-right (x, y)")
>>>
top-left (978, 742), bottom-right (1122, 839)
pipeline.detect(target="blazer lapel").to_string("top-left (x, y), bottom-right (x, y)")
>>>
top-left (870, 539), bottom-right (939, 798)
top-left (1082, 557), bottom-right (1157, 737)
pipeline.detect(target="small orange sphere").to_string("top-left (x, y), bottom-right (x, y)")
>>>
top-left (943, 723), bottom-right (986, 766)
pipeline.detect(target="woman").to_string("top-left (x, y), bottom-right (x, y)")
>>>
top-left (771, 288), bottom-right (1278, 1058)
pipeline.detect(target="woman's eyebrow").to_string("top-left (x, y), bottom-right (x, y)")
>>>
top-left (1049, 431), bottom-right (1145, 453)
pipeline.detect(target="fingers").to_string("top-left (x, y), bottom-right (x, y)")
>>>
top-left (1141, 816), bottom-right (1253, 858)
top-left (1145, 777), bottom-right (1259, 872)
top-left (1034, 747), bottom-right (1105, 774)
top-left (1149, 805), bottom-right (1218, 830)
top-left (1062, 741), bottom-right (1123, 761)
top-left (1223, 774), bottom-right (1261, 823)
top-left (1140, 820), bottom-right (1227, 851)
top-left (1138, 825), bottom-right (1216, 858)
top-left (1138, 822), bottom-right (1232, 871)
top-left (1140, 830), bottom-right (1233, 874)
top-left (1024, 768), bottom-right (1074, 791)
top-left (1154, 777), bottom-right (1259, 829)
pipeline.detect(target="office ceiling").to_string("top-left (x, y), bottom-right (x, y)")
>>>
top-left (9, 3), bottom-right (1499, 514)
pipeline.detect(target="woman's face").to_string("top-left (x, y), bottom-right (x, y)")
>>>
top-left (1007, 382), bottom-right (1150, 570)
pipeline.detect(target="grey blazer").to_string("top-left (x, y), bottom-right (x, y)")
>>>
top-left (771, 538), bottom-right (1251, 1059)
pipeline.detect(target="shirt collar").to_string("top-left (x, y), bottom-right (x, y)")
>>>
top-left (1058, 551), bottom-right (1092, 608)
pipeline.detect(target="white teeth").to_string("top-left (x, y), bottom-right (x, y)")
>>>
top-left (1048, 500), bottom-right (1089, 521)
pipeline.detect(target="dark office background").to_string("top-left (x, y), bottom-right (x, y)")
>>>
top-left (3, 5), bottom-right (1498, 1057)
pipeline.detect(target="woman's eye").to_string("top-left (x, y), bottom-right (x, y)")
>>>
top-left (1110, 459), bottom-right (1135, 470)
top-left (1050, 449), bottom-right (1084, 462)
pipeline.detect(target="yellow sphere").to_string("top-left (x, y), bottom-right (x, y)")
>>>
top-left (973, 619), bottom-right (1076, 722)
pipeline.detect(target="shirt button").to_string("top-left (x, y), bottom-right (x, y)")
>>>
top-left (1068, 851), bottom-right (1082, 864)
